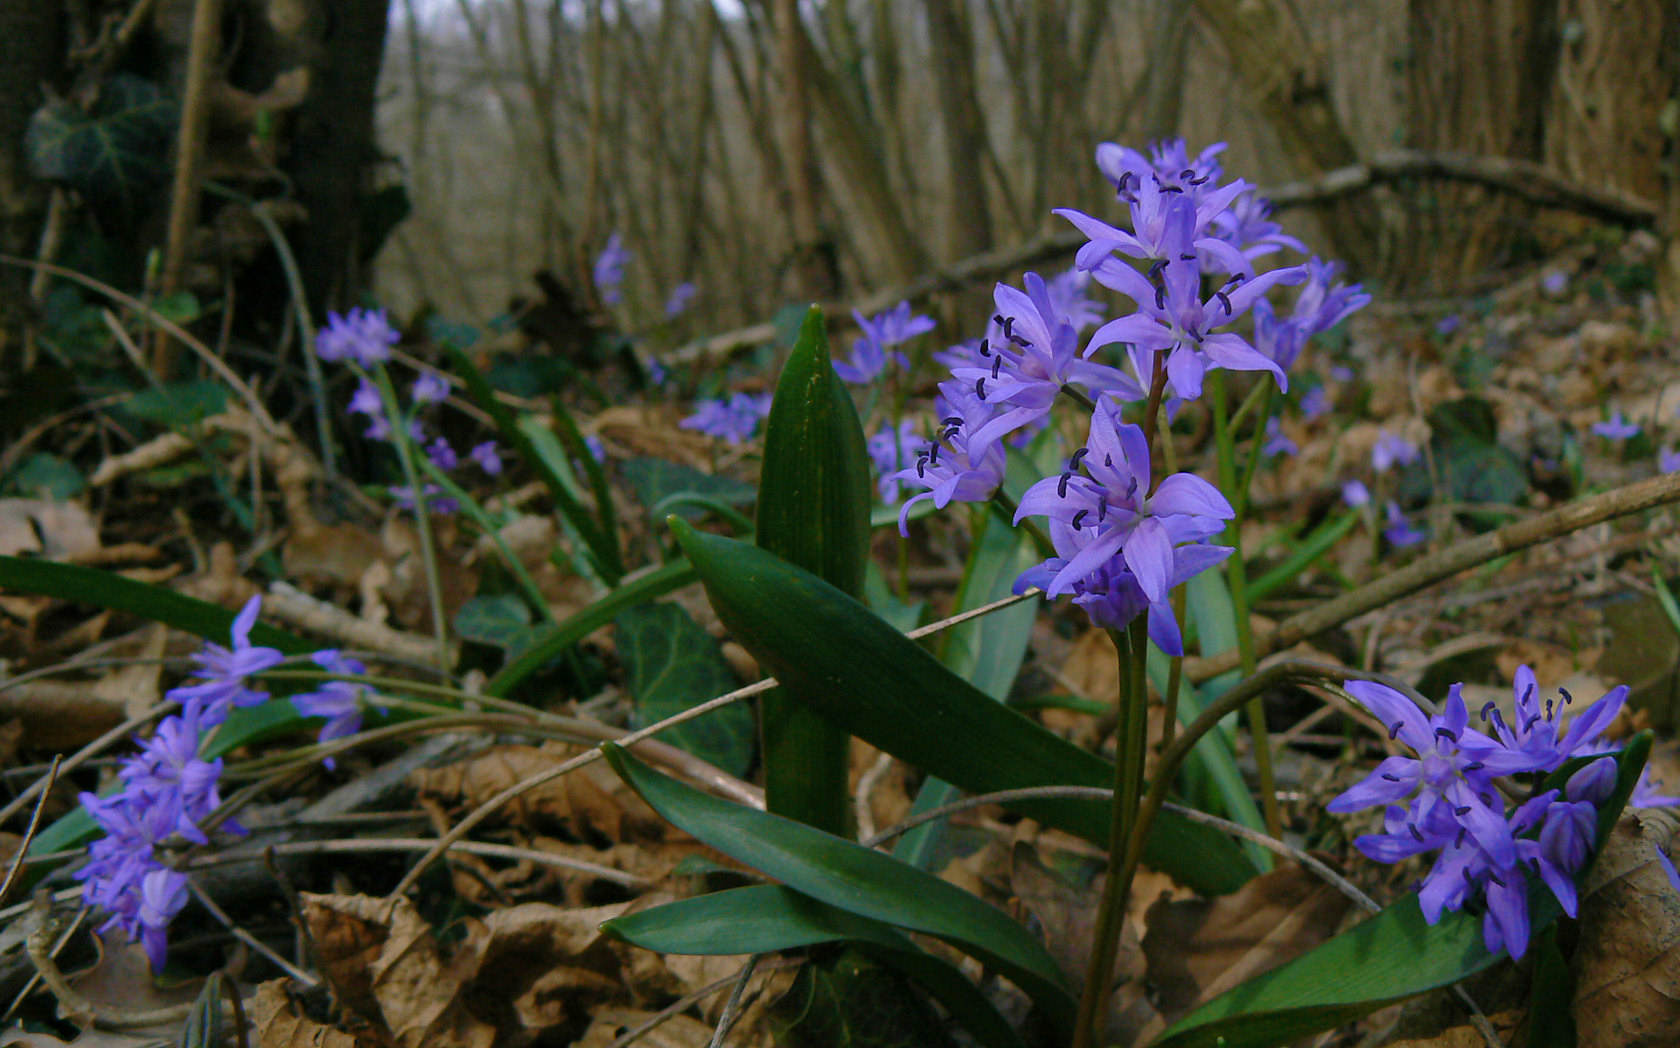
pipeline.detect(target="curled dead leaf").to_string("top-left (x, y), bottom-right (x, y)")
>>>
top-left (409, 743), bottom-right (665, 842)
top-left (249, 980), bottom-right (358, 1048)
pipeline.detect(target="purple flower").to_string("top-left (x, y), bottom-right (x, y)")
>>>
top-left (1342, 479), bottom-right (1371, 507)
top-left (1481, 665), bottom-right (1627, 770)
top-left (1300, 387), bottom-right (1331, 420)
top-left (894, 383), bottom-right (1006, 533)
top-left (137, 869), bottom-right (190, 972)
top-left (1330, 365), bottom-right (1355, 383)
top-left (1436, 314), bottom-right (1461, 337)
top-left (646, 358), bottom-right (668, 386)
top-left (1095, 138), bottom-right (1227, 198)
top-left (1262, 417), bottom-right (1296, 457)
top-left (291, 650), bottom-right (384, 770)
top-left (1631, 768), bottom-right (1680, 808)
top-left (1082, 197), bottom-right (1303, 401)
top-left (1015, 540), bottom-right (1230, 655)
top-left (664, 281), bottom-right (697, 317)
top-left (1383, 501), bottom-right (1427, 547)
top-left (316, 307), bottom-right (399, 367)
top-left (425, 437), bottom-right (458, 471)
top-left (470, 440), bottom-right (504, 476)
top-left (1014, 402), bottom-right (1233, 608)
top-left (834, 302), bottom-right (934, 384)
top-left (1592, 409), bottom-right (1640, 441)
top-left (388, 484), bottom-right (458, 515)
top-left (1210, 191), bottom-right (1307, 265)
top-left (1660, 447), bottom-right (1680, 474)
top-left (594, 233), bottom-right (629, 305)
top-left (169, 596), bottom-right (285, 723)
top-left (868, 420), bottom-right (920, 501)
top-left (1657, 845), bottom-right (1680, 895)
top-left (950, 274), bottom-right (1142, 456)
top-left (680, 393), bottom-right (772, 444)
top-left (412, 372), bottom-right (450, 406)
top-left (1043, 268), bottom-right (1106, 333)
top-left (1541, 270), bottom-right (1569, 297)
top-left (1371, 432), bottom-right (1419, 473)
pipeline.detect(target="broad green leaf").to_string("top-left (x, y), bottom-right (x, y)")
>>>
top-left (668, 520), bottom-right (1257, 896)
top-left (755, 305), bottom-right (871, 835)
top-left (620, 457), bottom-right (755, 523)
top-left (602, 746), bottom-right (1074, 1038)
top-left (25, 74), bottom-right (176, 219)
top-left (484, 558), bottom-right (695, 699)
top-left (605, 885), bottom-right (1025, 1048)
top-left (122, 380), bottom-right (230, 431)
top-left (615, 602), bottom-right (754, 777)
top-left (1155, 735), bottom-right (1652, 1047)
top-left (453, 593), bottom-right (538, 655)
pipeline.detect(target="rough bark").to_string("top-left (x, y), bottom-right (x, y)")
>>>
top-left (923, 0), bottom-right (993, 264)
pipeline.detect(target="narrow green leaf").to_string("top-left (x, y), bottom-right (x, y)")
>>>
top-left (615, 602), bottom-right (754, 777)
top-left (440, 341), bottom-right (622, 583)
top-left (1155, 735), bottom-right (1652, 1047)
top-left (1527, 925), bottom-right (1576, 1048)
top-left (603, 745), bottom-right (1074, 1037)
top-left (483, 559), bottom-right (694, 699)
top-left (755, 305), bottom-right (872, 836)
top-left (668, 520), bottom-right (1257, 896)
top-left (1248, 510), bottom-right (1359, 603)
top-left (605, 885), bottom-right (1025, 1048)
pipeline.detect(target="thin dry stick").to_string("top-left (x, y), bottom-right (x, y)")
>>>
top-left (705, 954), bottom-right (760, 1048)
top-left (385, 588), bottom-right (1041, 901)
top-left (0, 758), bottom-right (59, 905)
top-left (607, 961), bottom-right (786, 1048)
top-left (185, 877), bottom-right (318, 986)
top-left (1186, 471), bottom-right (1680, 684)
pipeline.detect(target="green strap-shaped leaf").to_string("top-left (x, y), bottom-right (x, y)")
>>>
top-left (604, 884), bottom-right (1025, 1048)
top-left (1154, 734), bottom-right (1652, 1047)
top-left (602, 745), bottom-right (1073, 1037)
top-left (667, 519), bottom-right (1257, 895)
top-left (754, 305), bottom-right (872, 835)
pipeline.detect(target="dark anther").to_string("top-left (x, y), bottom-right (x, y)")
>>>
top-left (1057, 473), bottom-right (1071, 498)
top-left (1454, 805), bottom-right (1472, 816)
top-left (992, 313), bottom-right (1005, 329)
top-left (942, 416), bottom-right (962, 428)
top-left (1010, 332), bottom-right (1032, 348)
top-left (1097, 500), bottom-right (1108, 523)
top-left (1180, 168), bottom-right (1194, 182)
top-left (1388, 720), bottom-right (1404, 740)
top-left (991, 356), bottom-right (1003, 379)
top-left (1071, 509), bottom-right (1088, 529)
top-left (1480, 792), bottom-right (1496, 807)
top-left (1104, 453), bottom-right (1114, 468)
top-left (1408, 824), bottom-right (1424, 842)
top-left (1154, 286), bottom-right (1167, 311)
top-left (1558, 686), bottom-right (1574, 706)
top-left (1545, 698), bottom-right (1555, 721)
top-left (1160, 184), bottom-right (1183, 195)
top-left (1464, 761), bottom-right (1484, 772)
top-left (975, 378), bottom-right (987, 400)
top-left (1523, 714), bottom-right (1542, 733)
top-left (1125, 476), bottom-right (1139, 499)
top-left (1479, 700), bottom-right (1499, 722)
top-left (1148, 259), bottom-right (1168, 281)
top-left (1455, 828), bottom-right (1467, 846)
top-left (1001, 316), bottom-right (1016, 338)
top-left (1381, 773), bottom-right (1401, 782)
top-left (1486, 870), bottom-right (1505, 887)
top-left (915, 457), bottom-right (927, 479)
top-left (928, 443), bottom-right (940, 466)
top-left (979, 338), bottom-right (991, 357)
top-left (1215, 289), bottom-right (1232, 314)
top-left (1180, 252), bottom-right (1197, 262)
top-left (1188, 172), bottom-right (1209, 186)
top-left (1435, 727), bottom-right (1458, 743)
top-left (1068, 447), bottom-right (1089, 471)
top-left (1521, 683), bottom-right (1536, 706)
top-left (1463, 867), bottom-right (1475, 884)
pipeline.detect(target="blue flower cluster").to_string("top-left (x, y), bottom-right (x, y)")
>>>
top-left (680, 392), bottom-right (773, 445)
top-left (1332, 667), bottom-right (1677, 958)
top-left (77, 597), bottom-right (383, 971)
top-left (317, 309), bottom-right (503, 514)
top-left (894, 139), bottom-right (1367, 650)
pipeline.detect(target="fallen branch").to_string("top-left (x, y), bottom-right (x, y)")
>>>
top-left (1184, 471), bottom-right (1680, 684)
top-left (669, 150), bottom-right (1658, 366)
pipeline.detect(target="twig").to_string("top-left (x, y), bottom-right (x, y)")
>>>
top-left (705, 954), bottom-right (760, 1048)
top-left (607, 960), bottom-right (789, 1048)
top-left (26, 899), bottom-right (203, 1029)
top-left (0, 758), bottom-right (58, 905)
top-left (185, 877), bottom-right (318, 986)
top-left (1186, 471), bottom-right (1680, 684)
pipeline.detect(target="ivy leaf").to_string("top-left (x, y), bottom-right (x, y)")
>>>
top-left (615, 602), bottom-right (754, 777)
top-left (25, 74), bottom-right (177, 221)
top-left (621, 457), bottom-right (755, 523)
top-left (453, 594), bottom-right (538, 656)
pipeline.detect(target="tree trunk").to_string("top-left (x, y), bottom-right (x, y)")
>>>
top-left (923, 0), bottom-right (993, 264)
top-left (1193, 0), bottom-right (1384, 274)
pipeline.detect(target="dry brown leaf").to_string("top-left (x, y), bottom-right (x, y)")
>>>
top-left (575, 1008), bottom-right (715, 1048)
top-left (248, 980), bottom-right (360, 1048)
top-left (300, 893), bottom-right (494, 1048)
top-left (409, 742), bottom-right (665, 842)
top-left (0, 1031), bottom-right (162, 1048)
top-left (63, 932), bottom-right (202, 1037)
top-left (459, 901), bottom-right (631, 1035)
top-left (1572, 808), bottom-right (1680, 1048)
top-left (1140, 862), bottom-right (1354, 1034)
top-left (0, 500), bottom-right (100, 559)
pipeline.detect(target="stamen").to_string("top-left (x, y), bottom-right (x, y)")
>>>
top-left (1058, 473), bottom-right (1070, 498)
top-left (1068, 447), bottom-right (1089, 471)
top-left (1545, 698), bottom-right (1554, 721)
top-left (1463, 761), bottom-right (1484, 772)
top-left (1147, 259), bottom-right (1168, 282)
top-left (975, 378), bottom-right (987, 400)
top-left (928, 443), bottom-right (940, 466)
top-left (942, 416), bottom-right (962, 428)
top-left (1104, 454), bottom-right (1113, 469)
top-left (1097, 500), bottom-right (1108, 523)
top-left (1071, 509), bottom-right (1088, 529)
top-left (1381, 773), bottom-right (1401, 782)
top-left (1408, 824), bottom-right (1424, 842)
top-left (1435, 727), bottom-right (1458, 743)
top-left (1455, 828), bottom-right (1466, 847)
top-left (1486, 870), bottom-right (1505, 887)
top-left (1388, 720), bottom-right (1404, 740)
top-left (1521, 683), bottom-right (1536, 706)
top-left (1180, 252), bottom-right (1196, 262)
top-left (991, 356), bottom-right (1002, 379)
top-left (1454, 805), bottom-right (1472, 816)
top-left (1479, 700), bottom-right (1498, 722)
top-left (915, 457), bottom-right (927, 479)
top-left (978, 338), bottom-right (991, 357)
top-left (1523, 713), bottom-right (1542, 733)
top-left (1154, 286), bottom-right (1167, 310)
top-left (1558, 686), bottom-right (1573, 706)
top-left (1215, 289), bottom-right (1232, 315)
top-left (1001, 316), bottom-right (1016, 338)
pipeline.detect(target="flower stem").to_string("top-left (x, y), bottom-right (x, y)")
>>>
top-left (1073, 617), bottom-right (1151, 1048)
top-left (1208, 371), bottom-right (1282, 840)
